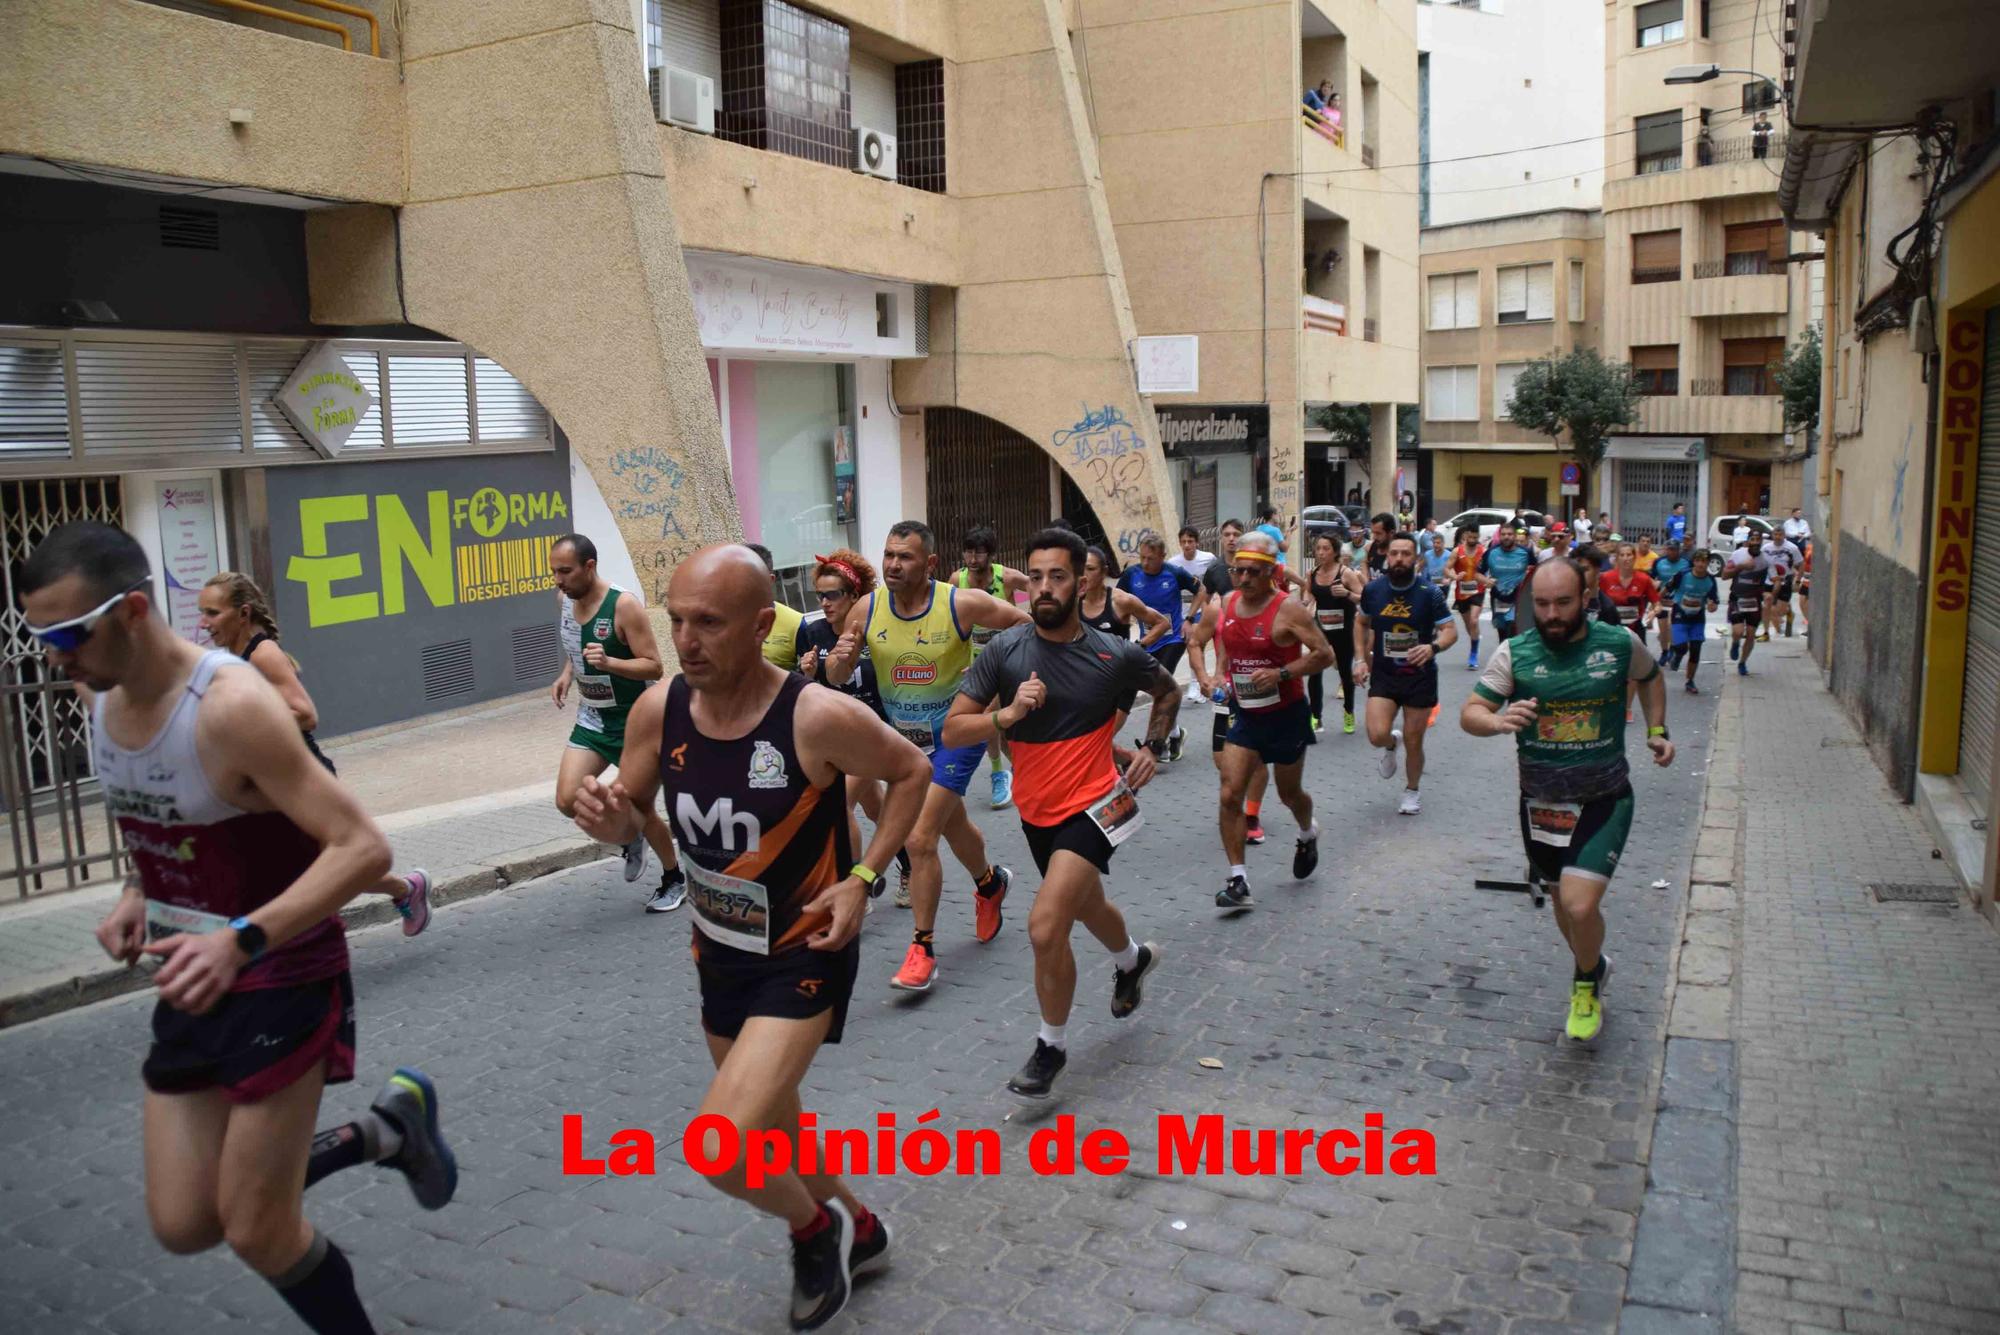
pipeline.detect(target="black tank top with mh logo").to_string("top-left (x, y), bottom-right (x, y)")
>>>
top-left (659, 673), bottom-right (851, 961)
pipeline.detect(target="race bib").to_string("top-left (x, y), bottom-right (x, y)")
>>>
top-left (1526, 799), bottom-right (1583, 848)
top-left (1086, 777), bottom-right (1144, 849)
top-left (1457, 580), bottom-right (1482, 600)
top-left (575, 671), bottom-right (616, 705)
top-left (1616, 604), bottom-right (1642, 626)
top-left (686, 861), bottom-right (771, 955)
top-left (891, 719), bottom-right (936, 755)
top-left (144, 900), bottom-right (230, 947)
top-left (1679, 595), bottom-right (1706, 614)
top-left (1493, 595), bottom-right (1516, 617)
top-left (1384, 628), bottom-right (1418, 663)
top-left (1316, 607), bottom-right (1347, 632)
top-left (1231, 669), bottom-right (1277, 711)
top-left (1735, 594), bottom-right (1763, 614)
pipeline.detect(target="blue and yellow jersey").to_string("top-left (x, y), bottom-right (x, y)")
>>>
top-left (864, 581), bottom-right (973, 754)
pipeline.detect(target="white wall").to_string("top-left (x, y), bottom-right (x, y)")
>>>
top-left (569, 449), bottom-right (645, 602)
top-left (1419, 0), bottom-right (1604, 226)
top-left (853, 358), bottom-right (906, 554)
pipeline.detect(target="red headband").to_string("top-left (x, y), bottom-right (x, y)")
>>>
top-left (815, 554), bottom-right (860, 590)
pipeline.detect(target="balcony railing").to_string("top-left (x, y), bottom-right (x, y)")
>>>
top-left (1636, 153), bottom-right (1683, 176)
top-left (1695, 133), bottom-right (1787, 166)
top-left (1631, 266), bottom-right (1682, 285)
top-left (1303, 110), bottom-right (1345, 149)
top-left (1303, 295), bottom-right (1347, 336)
top-left (1689, 377), bottom-right (1780, 397)
top-left (140, 0), bottom-right (382, 55)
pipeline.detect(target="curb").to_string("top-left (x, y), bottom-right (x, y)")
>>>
top-left (0, 837), bottom-right (607, 1031)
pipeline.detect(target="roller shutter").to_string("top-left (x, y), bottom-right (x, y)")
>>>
top-left (649, 0), bottom-right (721, 88)
top-left (1958, 307), bottom-right (2000, 806)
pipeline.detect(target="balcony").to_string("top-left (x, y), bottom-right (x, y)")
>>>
top-left (1363, 317), bottom-right (1379, 343)
top-left (1686, 270), bottom-right (1790, 318)
top-left (1303, 326), bottom-right (1417, 405)
top-left (1605, 156), bottom-right (1785, 211)
top-left (1635, 391), bottom-right (1783, 435)
top-left (138, 0), bottom-right (385, 55)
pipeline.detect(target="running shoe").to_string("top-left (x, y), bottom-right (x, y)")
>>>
top-left (789, 1199), bottom-right (855, 1331)
top-left (1397, 789), bottom-right (1421, 816)
top-left (1685, 679), bottom-right (1699, 695)
top-left (1378, 733), bottom-right (1400, 780)
top-left (372, 1068), bottom-right (457, 1211)
top-left (1729, 640), bottom-right (1740, 662)
top-left (1215, 874), bottom-right (1253, 911)
top-left (1343, 712), bottom-right (1356, 735)
top-left (1428, 703), bottom-right (1441, 728)
top-left (973, 865), bottom-right (1012, 944)
top-left (1110, 942), bottom-right (1160, 1019)
top-left (1565, 977), bottom-right (1603, 1043)
top-left (1594, 955), bottom-right (1613, 997)
top-left (645, 867), bottom-right (687, 913)
top-left (1465, 655), bottom-right (1477, 672)
top-left (1311, 715), bottom-right (1321, 735)
top-left (889, 943), bottom-right (936, 991)
top-left (394, 870), bottom-right (432, 938)
top-left (621, 835), bottom-right (648, 883)
top-left (1738, 661), bottom-right (1748, 676)
top-left (1293, 829), bottom-right (1319, 878)
top-left (893, 861), bottom-right (912, 909)
top-left (1758, 629), bottom-right (1770, 643)
top-left (849, 1211), bottom-right (892, 1282)
top-left (990, 767), bottom-right (1013, 810)
top-left (1006, 1040), bottom-right (1067, 1100)
top-left (1245, 815), bottom-right (1266, 845)
top-left (1168, 728), bottom-right (1185, 763)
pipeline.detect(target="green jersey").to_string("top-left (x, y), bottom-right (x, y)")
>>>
top-left (953, 564), bottom-right (1013, 655)
top-left (1472, 620), bottom-right (1656, 801)
top-left (562, 586), bottom-right (646, 737)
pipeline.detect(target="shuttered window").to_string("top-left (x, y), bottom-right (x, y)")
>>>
top-left (1424, 365), bottom-right (1480, 422)
top-left (76, 339), bottom-right (241, 455)
top-left (1635, 110), bottom-right (1683, 174)
top-left (1959, 307), bottom-right (2000, 806)
top-left (1569, 260), bottom-right (1586, 322)
top-left (646, 0), bottom-right (722, 87)
top-left (1493, 362), bottom-right (1529, 420)
top-left (1637, 0), bottom-right (1684, 46)
top-left (1497, 264), bottom-right (1554, 323)
top-left (850, 48), bottom-right (896, 133)
top-left (475, 357), bottom-right (551, 443)
top-left (385, 355), bottom-right (473, 445)
top-left (1428, 272), bottom-right (1478, 330)
top-left (0, 337), bottom-right (70, 459)
top-left (1725, 220), bottom-right (1789, 276)
top-left (1723, 337), bottom-right (1784, 395)
top-left (1632, 229), bottom-right (1682, 283)
top-left (1632, 344), bottom-right (1678, 396)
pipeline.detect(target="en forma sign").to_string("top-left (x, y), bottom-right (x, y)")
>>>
top-left (274, 343), bottom-right (377, 458)
top-left (1921, 314), bottom-right (1986, 773)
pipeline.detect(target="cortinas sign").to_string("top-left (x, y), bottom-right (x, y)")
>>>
top-left (275, 343), bottom-right (377, 459)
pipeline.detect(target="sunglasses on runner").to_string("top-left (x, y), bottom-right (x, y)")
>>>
top-left (814, 588), bottom-right (849, 602)
top-left (25, 581), bottom-right (147, 652)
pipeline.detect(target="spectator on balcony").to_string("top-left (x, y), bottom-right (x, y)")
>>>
top-left (1752, 113), bottom-right (1773, 159)
top-left (1695, 125), bottom-right (1715, 166)
top-left (1303, 84), bottom-right (1342, 145)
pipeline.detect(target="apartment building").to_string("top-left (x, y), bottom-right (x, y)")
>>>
top-left (1779, 0), bottom-right (2000, 913)
top-left (1598, 0), bottom-right (1820, 539)
top-left (1074, 0), bottom-right (1421, 527)
top-left (1420, 209), bottom-right (1605, 519)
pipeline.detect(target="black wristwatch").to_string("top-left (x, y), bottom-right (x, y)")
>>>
top-left (228, 916), bottom-right (267, 962)
top-left (1145, 738), bottom-right (1168, 758)
top-left (1277, 666), bottom-right (1292, 683)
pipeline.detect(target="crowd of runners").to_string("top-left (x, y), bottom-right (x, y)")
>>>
top-left (14, 495), bottom-right (1802, 1330)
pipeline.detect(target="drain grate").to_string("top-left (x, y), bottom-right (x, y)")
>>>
top-left (1869, 883), bottom-right (1959, 904)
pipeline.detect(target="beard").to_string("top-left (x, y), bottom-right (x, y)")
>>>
top-left (1537, 611), bottom-right (1585, 644)
top-left (1032, 592), bottom-right (1076, 629)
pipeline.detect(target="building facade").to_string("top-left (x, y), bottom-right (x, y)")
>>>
top-left (1598, 0), bottom-right (1821, 541)
top-left (1419, 209), bottom-right (1606, 520)
top-left (1779, 0), bottom-right (2000, 916)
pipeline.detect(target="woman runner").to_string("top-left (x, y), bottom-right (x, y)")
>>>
top-left (1080, 547), bottom-right (1170, 645)
top-left (1298, 534), bottom-right (1365, 735)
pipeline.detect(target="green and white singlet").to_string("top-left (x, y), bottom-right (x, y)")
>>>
top-left (1472, 620), bottom-right (1653, 802)
top-left (562, 587), bottom-right (647, 744)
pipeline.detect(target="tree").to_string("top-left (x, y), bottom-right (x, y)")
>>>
top-left (1310, 403), bottom-right (1419, 453)
top-left (1777, 322), bottom-right (1822, 434)
top-left (1505, 349), bottom-right (1641, 507)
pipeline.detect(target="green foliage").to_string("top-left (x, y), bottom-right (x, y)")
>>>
top-left (1504, 349), bottom-right (1641, 481)
top-left (1309, 403), bottom-right (1421, 452)
top-left (1778, 322), bottom-right (1822, 433)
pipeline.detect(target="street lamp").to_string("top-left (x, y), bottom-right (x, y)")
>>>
top-left (1664, 63), bottom-right (1778, 93)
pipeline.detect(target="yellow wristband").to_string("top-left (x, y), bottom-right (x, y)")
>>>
top-left (850, 863), bottom-right (879, 886)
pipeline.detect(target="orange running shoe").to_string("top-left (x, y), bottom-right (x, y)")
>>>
top-left (889, 943), bottom-right (936, 991)
top-left (973, 865), bottom-right (1013, 944)
top-left (1428, 702), bottom-right (1441, 727)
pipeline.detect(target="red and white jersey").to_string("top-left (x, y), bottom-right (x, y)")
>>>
top-left (1217, 592), bottom-right (1305, 712)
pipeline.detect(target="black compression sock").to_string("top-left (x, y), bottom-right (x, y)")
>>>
top-left (272, 1232), bottom-right (376, 1334)
top-left (975, 866), bottom-right (1002, 896)
top-left (913, 929), bottom-right (935, 957)
top-left (305, 1113), bottom-right (396, 1190)
top-left (895, 847), bottom-right (912, 875)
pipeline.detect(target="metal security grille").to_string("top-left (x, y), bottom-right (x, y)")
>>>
top-left (511, 622), bottom-right (560, 682)
top-left (924, 408), bottom-right (1053, 569)
top-left (420, 639), bottom-right (476, 701)
top-left (1959, 308), bottom-right (2000, 807)
top-left (1614, 459), bottom-right (1696, 541)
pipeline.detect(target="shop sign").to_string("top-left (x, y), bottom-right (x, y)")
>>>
top-left (1919, 314), bottom-right (1985, 773)
top-left (156, 480), bottom-right (219, 645)
top-left (274, 342), bottom-right (377, 458)
top-left (1156, 405), bottom-right (1269, 459)
top-left (1135, 336), bottom-right (1200, 394)
top-left (686, 252), bottom-right (917, 358)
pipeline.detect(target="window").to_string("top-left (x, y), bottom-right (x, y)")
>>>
top-left (1723, 337), bottom-right (1785, 395)
top-left (1636, 0), bottom-right (1684, 46)
top-left (1425, 365), bottom-right (1480, 421)
top-left (1568, 259), bottom-right (1586, 321)
top-left (733, 360), bottom-right (856, 568)
top-left (1632, 345), bottom-right (1679, 396)
top-left (1493, 362), bottom-right (1529, 419)
top-left (1724, 220), bottom-right (1788, 276)
top-left (1497, 263), bottom-right (1554, 323)
top-left (1519, 476), bottom-right (1549, 512)
top-left (1635, 110), bottom-right (1683, 175)
top-left (1463, 474), bottom-right (1494, 509)
top-left (1632, 228), bottom-right (1681, 284)
top-left (1428, 272), bottom-right (1479, 329)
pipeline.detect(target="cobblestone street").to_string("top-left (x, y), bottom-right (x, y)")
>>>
top-left (1, 653), bottom-right (1723, 1334)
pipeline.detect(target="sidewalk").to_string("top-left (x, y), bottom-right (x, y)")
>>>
top-left (0, 693), bottom-right (602, 1027)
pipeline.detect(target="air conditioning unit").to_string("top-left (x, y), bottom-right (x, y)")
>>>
top-left (649, 65), bottom-right (715, 134)
top-left (854, 125), bottom-right (898, 181)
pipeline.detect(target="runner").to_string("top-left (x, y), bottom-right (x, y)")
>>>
top-left (1599, 543), bottom-right (1660, 642)
top-left (1080, 547), bottom-right (1170, 648)
top-left (550, 535), bottom-right (685, 913)
top-left (1648, 538), bottom-right (1693, 663)
top-left (794, 549), bottom-right (913, 896)
top-left (569, 544), bottom-right (931, 1331)
top-left (1357, 533), bottom-right (1460, 815)
top-left (1632, 535), bottom-right (1660, 576)
top-left (1186, 531), bottom-right (1336, 909)
top-left (1422, 530), bottom-right (1453, 587)
top-left (1537, 523), bottom-right (1574, 565)
top-left (822, 520), bottom-right (1028, 990)
top-left (1298, 533), bottom-right (1365, 735)
top-left (198, 572), bottom-right (433, 937)
top-left (1363, 513), bottom-right (1396, 576)
top-left (1477, 523), bottom-right (1535, 644)
top-left (1759, 529), bottom-right (1804, 642)
top-left (22, 522), bottom-right (457, 1335)
top-left (1661, 550), bottom-right (1721, 690)
top-left (1446, 525), bottom-right (1488, 670)
top-left (1252, 504), bottom-right (1291, 560)
top-left (1665, 501), bottom-right (1689, 545)
top-left (1725, 531), bottom-right (1774, 675)
top-left (747, 543), bottom-right (805, 670)
top-left (1191, 520), bottom-right (1272, 844)
top-left (1167, 525), bottom-right (1217, 592)
top-left (1114, 531), bottom-right (1201, 761)
top-left (952, 525), bottom-right (1032, 809)
top-left (942, 527), bottom-right (1181, 1098)
top-left (1796, 538), bottom-right (1813, 630)
top-left (1460, 555), bottom-right (1674, 1043)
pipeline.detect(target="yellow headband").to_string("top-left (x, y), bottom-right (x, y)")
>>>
top-left (1234, 550), bottom-right (1277, 566)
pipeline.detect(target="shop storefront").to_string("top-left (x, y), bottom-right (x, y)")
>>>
top-left (1599, 436), bottom-right (1708, 542)
top-left (1157, 405), bottom-right (1267, 542)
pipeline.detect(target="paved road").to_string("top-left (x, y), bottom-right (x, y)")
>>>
top-left (0, 649), bottom-right (1721, 1334)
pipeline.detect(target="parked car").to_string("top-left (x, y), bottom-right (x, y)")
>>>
top-left (1302, 504), bottom-right (1369, 550)
top-left (1705, 513), bottom-right (1777, 553)
top-left (1441, 508), bottom-right (1551, 545)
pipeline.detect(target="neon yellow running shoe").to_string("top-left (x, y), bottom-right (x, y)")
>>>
top-left (1566, 978), bottom-right (1603, 1042)
top-left (1343, 712), bottom-right (1356, 735)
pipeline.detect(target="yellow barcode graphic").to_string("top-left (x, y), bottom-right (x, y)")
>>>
top-left (456, 534), bottom-right (558, 603)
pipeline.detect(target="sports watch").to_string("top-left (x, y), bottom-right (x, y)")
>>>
top-left (229, 916), bottom-right (267, 962)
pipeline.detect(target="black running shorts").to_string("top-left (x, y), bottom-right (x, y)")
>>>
top-left (1149, 642), bottom-right (1187, 676)
top-left (143, 971), bottom-right (355, 1105)
top-left (1369, 668), bottom-right (1440, 711)
top-left (695, 936), bottom-right (860, 1044)
top-left (1224, 697), bottom-right (1313, 766)
top-left (1022, 809), bottom-right (1115, 876)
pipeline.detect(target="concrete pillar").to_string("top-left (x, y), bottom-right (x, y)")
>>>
top-left (1370, 402), bottom-right (1397, 514)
